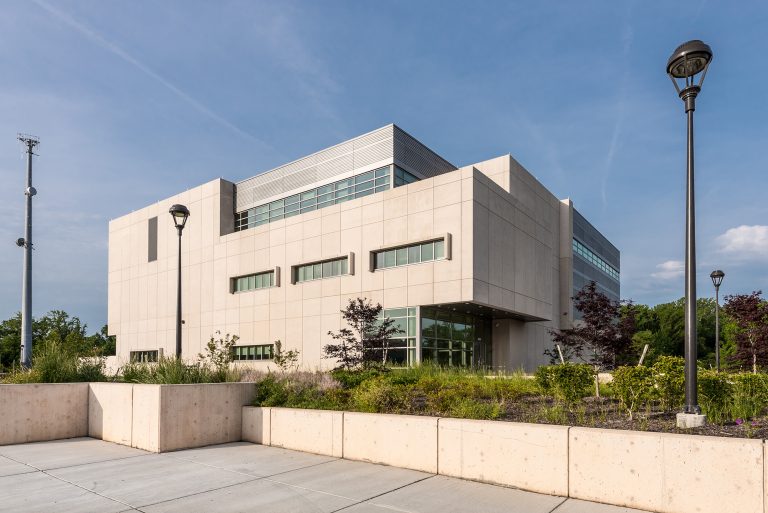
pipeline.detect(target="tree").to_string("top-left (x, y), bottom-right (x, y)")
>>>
top-left (0, 312), bottom-right (115, 371)
top-left (198, 331), bottom-right (238, 376)
top-left (547, 282), bottom-right (636, 395)
top-left (723, 291), bottom-right (768, 373)
top-left (272, 340), bottom-right (300, 372)
top-left (323, 298), bottom-right (403, 370)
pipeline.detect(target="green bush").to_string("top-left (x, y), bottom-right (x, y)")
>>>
top-left (120, 356), bottom-right (240, 384)
top-left (534, 364), bottom-right (594, 403)
top-left (331, 368), bottom-right (384, 389)
top-left (612, 366), bottom-right (654, 419)
top-left (350, 376), bottom-right (410, 413)
top-left (731, 373), bottom-right (768, 421)
top-left (698, 370), bottom-right (734, 424)
top-left (2, 340), bottom-right (110, 383)
top-left (651, 356), bottom-right (685, 412)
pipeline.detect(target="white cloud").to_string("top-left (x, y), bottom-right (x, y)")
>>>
top-left (651, 260), bottom-right (684, 280)
top-left (716, 225), bottom-right (768, 260)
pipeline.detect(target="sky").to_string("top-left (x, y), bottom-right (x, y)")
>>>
top-left (0, 0), bottom-right (767, 333)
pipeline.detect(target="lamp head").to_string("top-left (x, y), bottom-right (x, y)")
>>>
top-left (710, 269), bottom-right (725, 288)
top-left (666, 40), bottom-right (713, 97)
top-left (169, 204), bottom-right (190, 230)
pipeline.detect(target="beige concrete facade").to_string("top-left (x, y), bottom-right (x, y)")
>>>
top-left (108, 126), bottom-right (618, 371)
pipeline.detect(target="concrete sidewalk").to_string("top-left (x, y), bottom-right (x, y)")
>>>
top-left (0, 438), bottom-right (647, 513)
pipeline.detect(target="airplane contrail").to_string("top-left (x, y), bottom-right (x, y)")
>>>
top-left (33, 0), bottom-right (269, 148)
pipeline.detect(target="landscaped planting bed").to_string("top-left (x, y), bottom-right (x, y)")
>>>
top-left (249, 358), bottom-right (768, 438)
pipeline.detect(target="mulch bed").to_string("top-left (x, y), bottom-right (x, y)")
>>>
top-left (500, 395), bottom-right (768, 439)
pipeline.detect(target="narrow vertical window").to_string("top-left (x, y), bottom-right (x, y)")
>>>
top-left (148, 216), bottom-right (158, 262)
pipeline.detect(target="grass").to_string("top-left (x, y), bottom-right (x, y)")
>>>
top-left (251, 364), bottom-right (539, 420)
top-left (120, 356), bottom-right (242, 384)
top-left (2, 340), bottom-right (111, 383)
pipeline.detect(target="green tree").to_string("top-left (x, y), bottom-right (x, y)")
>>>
top-left (0, 311), bottom-right (114, 371)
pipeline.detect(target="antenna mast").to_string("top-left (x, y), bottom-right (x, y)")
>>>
top-left (17, 134), bottom-right (39, 368)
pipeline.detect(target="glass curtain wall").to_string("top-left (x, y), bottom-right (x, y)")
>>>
top-left (379, 307), bottom-right (417, 366)
top-left (420, 307), bottom-right (491, 367)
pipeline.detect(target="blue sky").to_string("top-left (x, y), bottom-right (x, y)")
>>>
top-left (1, 0), bottom-right (767, 333)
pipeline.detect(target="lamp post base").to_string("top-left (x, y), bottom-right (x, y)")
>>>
top-left (676, 412), bottom-right (707, 429)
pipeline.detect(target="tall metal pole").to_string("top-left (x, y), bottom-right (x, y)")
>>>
top-left (175, 227), bottom-right (182, 359)
top-left (682, 87), bottom-right (700, 414)
top-left (18, 135), bottom-right (39, 368)
top-left (715, 285), bottom-right (720, 372)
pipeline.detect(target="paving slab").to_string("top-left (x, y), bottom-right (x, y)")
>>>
top-left (169, 441), bottom-right (336, 477)
top-left (343, 475), bottom-right (565, 513)
top-left (48, 452), bottom-right (256, 508)
top-left (554, 499), bottom-right (650, 513)
top-left (0, 437), bottom-right (145, 470)
top-left (140, 478), bottom-right (355, 513)
top-left (0, 471), bottom-right (130, 513)
top-left (0, 455), bottom-right (35, 477)
top-left (271, 458), bottom-right (431, 501)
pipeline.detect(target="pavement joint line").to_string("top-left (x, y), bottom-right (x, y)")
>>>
top-left (38, 468), bottom-right (138, 511)
top-left (329, 474), bottom-right (437, 513)
top-left (547, 496), bottom-right (570, 513)
top-left (165, 447), bottom-right (339, 480)
top-left (33, 452), bottom-right (154, 473)
top-left (135, 475), bottom-right (265, 509)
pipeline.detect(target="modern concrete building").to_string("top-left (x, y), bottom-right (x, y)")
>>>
top-left (108, 125), bottom-right (620, 371)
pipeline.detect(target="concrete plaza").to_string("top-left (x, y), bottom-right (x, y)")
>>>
top-left (0, 438), bottom-right (646, 513)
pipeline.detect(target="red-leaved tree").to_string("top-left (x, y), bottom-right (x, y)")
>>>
top-left (723, 291), bottom-right (768, 374)
top-left (547, 282), bottom-right (636, 395)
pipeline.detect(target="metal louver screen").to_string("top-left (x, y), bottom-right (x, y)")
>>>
top-left (234, 125), bottom-right (457, 212)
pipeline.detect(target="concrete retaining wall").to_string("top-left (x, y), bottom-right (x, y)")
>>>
top-left (118, 382), bottom-right (256, 452)
top-left (569, 427), bottom-right (764, 513)
top-left (242, 406), bottom-right (270, 445)
top-left (88, 382), bottom-right (134, 446)
top-left (158, 383), bottom-right (255, 452)
top-left (438, 418), bottom-right (569, 496)
top-left (0, 383), bottom-right (89, 445)
top-left (2, 382), bottom-right (255, 452)
top-left (344, 412), bottom-right (438, 472)
top-left (270, 407), bottom-right (343, 457)
top-left (248, 406), bottom-right (768, 513)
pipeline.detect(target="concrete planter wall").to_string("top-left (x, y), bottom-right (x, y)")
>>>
top-left (1, 382), bottom-right (255, 452)
top-left (89, 382), bottom-right (256, 452)
top-left (0, 383), bottom-right (89, 445)
top-left (245, 406), bottom-right (766, 513)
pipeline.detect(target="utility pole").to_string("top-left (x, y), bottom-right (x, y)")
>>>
top-left (17, 134), bottom-right (39, 368)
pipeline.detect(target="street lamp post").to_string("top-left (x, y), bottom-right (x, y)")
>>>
top-left (710, 270), bottom-right (725, 372)
top-left (169, 204), bottom-right (190, 359)
top-left (667, 40), bottom-right (712, 428)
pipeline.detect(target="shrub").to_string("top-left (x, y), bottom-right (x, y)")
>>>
top-left (198, 332), bottom-right (237, 381)
top-left (272, 340), bottom-right (301, 372)
top-left (651, 356), bottom-right (685, 412)
top-left (331, 368), bottom-right (384, 389)
top-left (2, 340), bottom-right (110, 383)
top-left (731, 372), bottom-right (768, 421)
top-left (120, 356), bottom-right (240, 384)
top-left (612, 365), bottom-right (654, 420)
top-left (350, 376), bottom-right (410, 413)
top-left (698, 370), bottom-right (734, 425)
top-left (534, 364), bottom-right (593, 403)
top-left (252, 372), bottom-right (348, 410)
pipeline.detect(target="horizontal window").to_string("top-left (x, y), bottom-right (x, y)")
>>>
top-left (295, 256), bottom-right (349, 283)
top-left (232, 270), bottom-right (275, 293)
top-left (234, 166), bottom-right (391, 232)
top-left (232, 344), bottom-right (274, 361)
top-left (394, 166), bottom-right (420, 187)
top-left (572, 238), bottom-right (620, 281)
top-left (130, 350), bottom-right (158, 363)
top-left (374, 239), bottom-right (445, 270)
